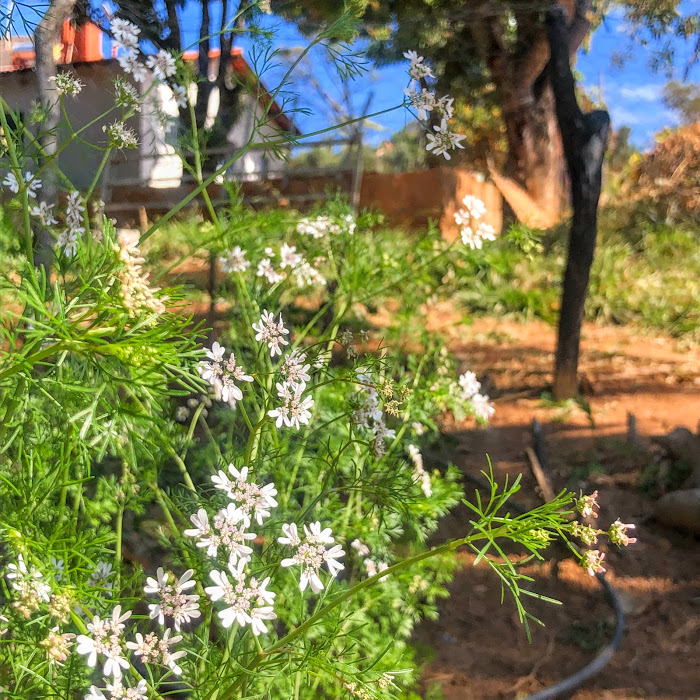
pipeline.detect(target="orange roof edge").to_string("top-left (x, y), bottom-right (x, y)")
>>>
top-left (2, 22), bottom-right (297, 134)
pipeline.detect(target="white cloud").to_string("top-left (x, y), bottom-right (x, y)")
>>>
top-left (610, 106), bottom-right (642, 125)
top-left (619, 85), bottom-right (662, 101)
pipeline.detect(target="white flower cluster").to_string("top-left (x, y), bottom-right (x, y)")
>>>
top-left (296, 213), bottom-right (356, 238)
top-left (6, 554), bottom-right (51, 619)
top-left (352, 374), bottom-right (396, 459)
top-left (403, 51), bottom-right (465, 160)
top-left (454, 371), bottom-right (494, 422)
top-left (102, 120), bottom-right (139, 150)
top-left (279, 522), bottom-right (345, 593)
top-left (49, 71), bottom-right (84, 97)
top-left (211, 464), bottom-right (279, 526)
top-left (268, 379), bottom-right (314, 429)
top-left (407, 444), bottom-right (432, 497)
top-left (350, 539), bottom-right (388, 579)
top-left (111, 18), bottom-right (175, 85)
top-left (114, 242), bottom-right (167, 318)
top-left (113, 76), bottom-right (141, 112)
top-left (252, 310), bottom-right (289, 357)
top-left (255, 245), bottom-right (326, 288)
top-left (454, 195), bottom-right (496, 250)
top-left (144, 569), bottom-right (201, 630)
top-left (219, 245), bottom-right (250, 273)
top-left (111, 18), bottom-right (147, 82)
top-left (571, 491), bottom-right (636, 576)
top-left (3, 170), bottom-right (41, 198)
top-left (30, 200), bottom-right (58, 227)
top-left (199, 341), bottom-right (254, 407)
top-left (56, 190), bottom-right (85, 257)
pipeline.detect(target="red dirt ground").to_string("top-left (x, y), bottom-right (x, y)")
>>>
top-left (412, 314), bottom-right (700, 700)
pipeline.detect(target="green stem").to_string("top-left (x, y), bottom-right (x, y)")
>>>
top-left (217, 530), bottom-right (496, 700)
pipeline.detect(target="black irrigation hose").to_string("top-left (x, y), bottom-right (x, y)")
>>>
top-left (426, 428), bottom-right (625, 699)
top-left (522, 420), bottom-right (625, 699)
top-left (523, 572), bottom-right (625, 700)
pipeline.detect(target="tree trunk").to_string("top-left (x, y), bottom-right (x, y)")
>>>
top-left (547, 6), bottom-right (610, 400)
top-left (35, 0), bottom-right (78, 274)
top-left (501, 83), bottom-right (566, 218)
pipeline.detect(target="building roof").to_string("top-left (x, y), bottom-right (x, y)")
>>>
top-left (0, 21), bottom-right (299, 135)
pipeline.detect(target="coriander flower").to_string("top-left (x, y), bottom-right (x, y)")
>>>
top-left (205, 558), bottom-right (276, 634)
top-left (576, 490), bottom-right (599, 519)
top-left (211, 464), bottom-right (278, 526)
top-left (219, 246), bottom-right (250, 273)
top-left (57, 230), bottom-right (79, 257)
top-left (426, 119), bottom-right (466, 160)
top-left (199, 341), bottom-right (253, 406)
top-left (580, 549), bottom-right (606, 577)
top-left (408, 444), bottom-right (432, 497)
top-left (403, 50), bottom-right (434, 80)
top-left (30, 201), bottom-right (58, 226)
top-left (144, 568), bottom-right (201, 631)
top-left (3, 171), bottom-right (41, 198)
top-left (458, 371), bottom-right (481, 399)
top-left (296, 216), bottom-right (329, 238)
top-left (126, 628), bottom-right (186, 675)
top-left (65, 190), bottom-right (85, 224)
top-left (460, 222), bottom-right (496, 250)
top-left (117, 50), bottom-right (148, 82)
top-left (104, 680), bottom-right (148, 700)
top-left (435, 95), bottom-right (455, 119)
top-left (471, 393), bottom-right (495, 421)
top-left (571, 521), bottom-right (601, 546)
top-left (256, 257), bottom-right (285, 284)
top-left (185, 504), bottom-right (256, 563)
top-left (608, 519), bottom-right (637, 546)
top-left (103, 121), bottom-right (139, 149)
top-left (279, 242), bottom-right (302, 269)
top-left (6, 554), bottom-right (51, 618)
top-left (111, 18), bottom-right (141, 51)
top-left (40, 627), bottom-right (75, 665)
top-left (49, 71), bottom-right (83, 97)
top-left (460, 195), bottom-right (487, 220)
top-left (252, 310), bottom-right (289, 357)
top-left (403, 85), bottom-right (436, 121)
top-left (293, 259), bottom-right (327, 288)
top-left (268, 380), bottom-right (314, 429)
top-left (146, 50), bottom-right (177, 81)
top-left (350, 539), bottom-right (370, 557)
top-left (113, 76), bottom-right (141, 111)
top-left (76, 605), bottom-right (131, 679)
top-left (279, 522), bottom-right (345, 594)
top-left (280, 350), bottom-right (311, 384)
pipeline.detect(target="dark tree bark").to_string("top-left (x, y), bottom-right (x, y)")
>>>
top-left (34, 0), bottom-right (78, 274)
top-left (547, 5), bottom-right (611, 400)
top-left (469, 1), bottom-right (597, 219)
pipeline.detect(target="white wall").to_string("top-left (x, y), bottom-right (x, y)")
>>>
top-left (1, 62), bottom-right (292, 191)
top-left (0, 62), bottom-right (140, 190)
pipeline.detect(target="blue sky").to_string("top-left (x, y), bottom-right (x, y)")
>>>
top-left (4, 0), bottom-right (698, 148)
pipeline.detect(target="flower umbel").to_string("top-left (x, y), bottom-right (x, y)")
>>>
top-left (205, 558), bottom-right (276, 635)
top-left (143, 568), bottom-right (201, 631)
top-left (75, 605), bottom-right (131, 679)
top-left (211, 464), bottom-right (278, 526)
top-left (279, 522), bottom-right (345, 593)
top-left (252, 310), bottom-right (290, 356)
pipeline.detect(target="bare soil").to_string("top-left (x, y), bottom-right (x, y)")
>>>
top-left (413, 315), bottom-right (700, 700)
